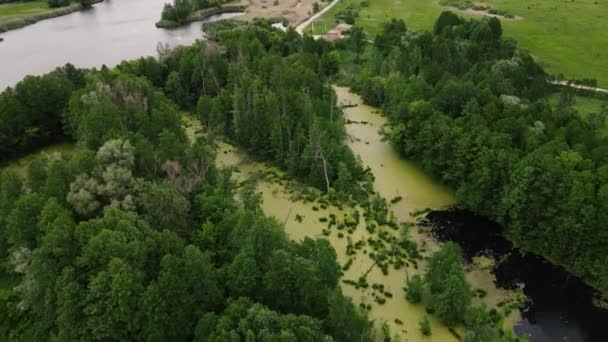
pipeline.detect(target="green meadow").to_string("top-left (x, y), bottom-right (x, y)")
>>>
top-left (0, 0), bottom-right (52, 18)
top-left (308, 0), bottom-right (608, 87)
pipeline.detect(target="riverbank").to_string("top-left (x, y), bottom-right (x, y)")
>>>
top-left (0, 0), bottom-right (219, 89)
top-left (179, 86), bottom-right (524, 340)
top-left (155, 5), bottom-right (245, 28)
top-left (0, 0), bottom-right (102, 34)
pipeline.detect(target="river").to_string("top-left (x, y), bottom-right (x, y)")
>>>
top-left (211, 86), bottom-right (608, 341)
top-left (208, 87), bottom-right (524, 341)
top-left (335, 87), bottom-right (608, 342)
top-left (0, 0), bottom-right (243, 90)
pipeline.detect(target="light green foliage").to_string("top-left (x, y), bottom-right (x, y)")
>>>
top-left (0, 1), bottom-right (51, 18)
top-left (67, 139), bottom-right (137, 216)
top-left (84, 258), bottom-right (144, 339)
top-left (405, 274), bottom-right (424, 304)
top-left (195, 298), bottom-right (331, 341)
top-left (425, 243), bottom-right (471, 326)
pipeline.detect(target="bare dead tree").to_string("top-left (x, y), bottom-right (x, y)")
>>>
top-left (308, 124), bottom-right (330, 193)
top-left (184, 152), bottom-right (213, 185)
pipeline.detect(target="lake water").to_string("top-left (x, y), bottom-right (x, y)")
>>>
top-left (0, 0), bottom-right (243, 89)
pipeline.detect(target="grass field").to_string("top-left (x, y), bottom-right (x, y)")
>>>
top-left (307, 0), bottom-right (608, 87)
top-left (0, 0), bottom-right (53, 18)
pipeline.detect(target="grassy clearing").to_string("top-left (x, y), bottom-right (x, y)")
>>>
top-left (0, 0), bottom-right (98, 33)
top-left (547, 93), bottom-right (606, 116)
top-left (0, 0), bottom-right (52, 18)
top-left (308, 0), bottom-right (608, 87)
top-left (547, 93), bottom-right (608, 134)
top-left (0, 142), bottom-right (78, 177)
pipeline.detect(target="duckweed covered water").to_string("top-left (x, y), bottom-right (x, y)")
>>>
top-left (210, 87), bottom-right (521, 341)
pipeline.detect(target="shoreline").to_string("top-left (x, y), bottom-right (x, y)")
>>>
top-left (0, 0), bottom-right (103, 34)
top-left (155, 5), bottom-right (246, 28)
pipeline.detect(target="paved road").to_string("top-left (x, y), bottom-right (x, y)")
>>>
top-left (295, 0), bottom-right (342, 34)
top-left (549, 80), bottom-right (608, 94)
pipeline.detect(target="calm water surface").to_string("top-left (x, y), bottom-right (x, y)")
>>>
top-left (0, 0), bottom-right (242, 89)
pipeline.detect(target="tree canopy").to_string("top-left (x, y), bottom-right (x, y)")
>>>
top-left (348, 13), bottom-right (608, 292)
top-left (0, 22), bottom-right (375, 341)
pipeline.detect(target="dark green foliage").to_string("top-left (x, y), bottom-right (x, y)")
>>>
top-left (1, 137), bottom-right (372, 342)
top-left (375, 19), bottom-right (407, 56)
top-left (434, 11), bottom-right (461, 35)
top-left (425, 243), bottom-right (471, 326)
top-left (160, 0), bottom-right (228, 24)
top-left (0, 23), bottom-right (376, 340)
top-left (419, 316), bottom-right (432, 336)
top-left (48, 0), bottom-right (69, 8)
top-left (66, 72), bottom-right (186, 151)
top-left (135, 181), bottom-right (191, 236)
top-left (0, 65), bottom-right (84, 163)
top-left (350, 12), bottom-right (608, 292)
top-left (161, 0), bottom-right (193, 24)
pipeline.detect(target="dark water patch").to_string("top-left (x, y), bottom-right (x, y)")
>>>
top-left (423, 208), bottom-right (512, 261)
top-left (422, 208), bottom-right (608, 342)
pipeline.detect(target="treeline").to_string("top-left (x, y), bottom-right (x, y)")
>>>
top-left (347, 13), bottom-right (608, 291)
top-left (48, 0), bottom-right (93, 8)
top-left (118, 21), bottom-right (362, 193)
top-left (160, 0), bottom-right (229, 25)
top-left (2, 20), bottom-right (361, 195)
top-left (0, 65), bottom-right (85, 163)
top-left (0, 22), bottom-right (374, 340)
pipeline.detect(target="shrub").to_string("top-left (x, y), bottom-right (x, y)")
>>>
top-left (420, 316), bottom-right (432, 336)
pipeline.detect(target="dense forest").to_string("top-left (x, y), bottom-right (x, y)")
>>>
top-left (2, 11), bottom-right (606, 340)
top-left (0, 22), bottom-right (379, 340)
top-left (347, 13), bottom-right (608, 292)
